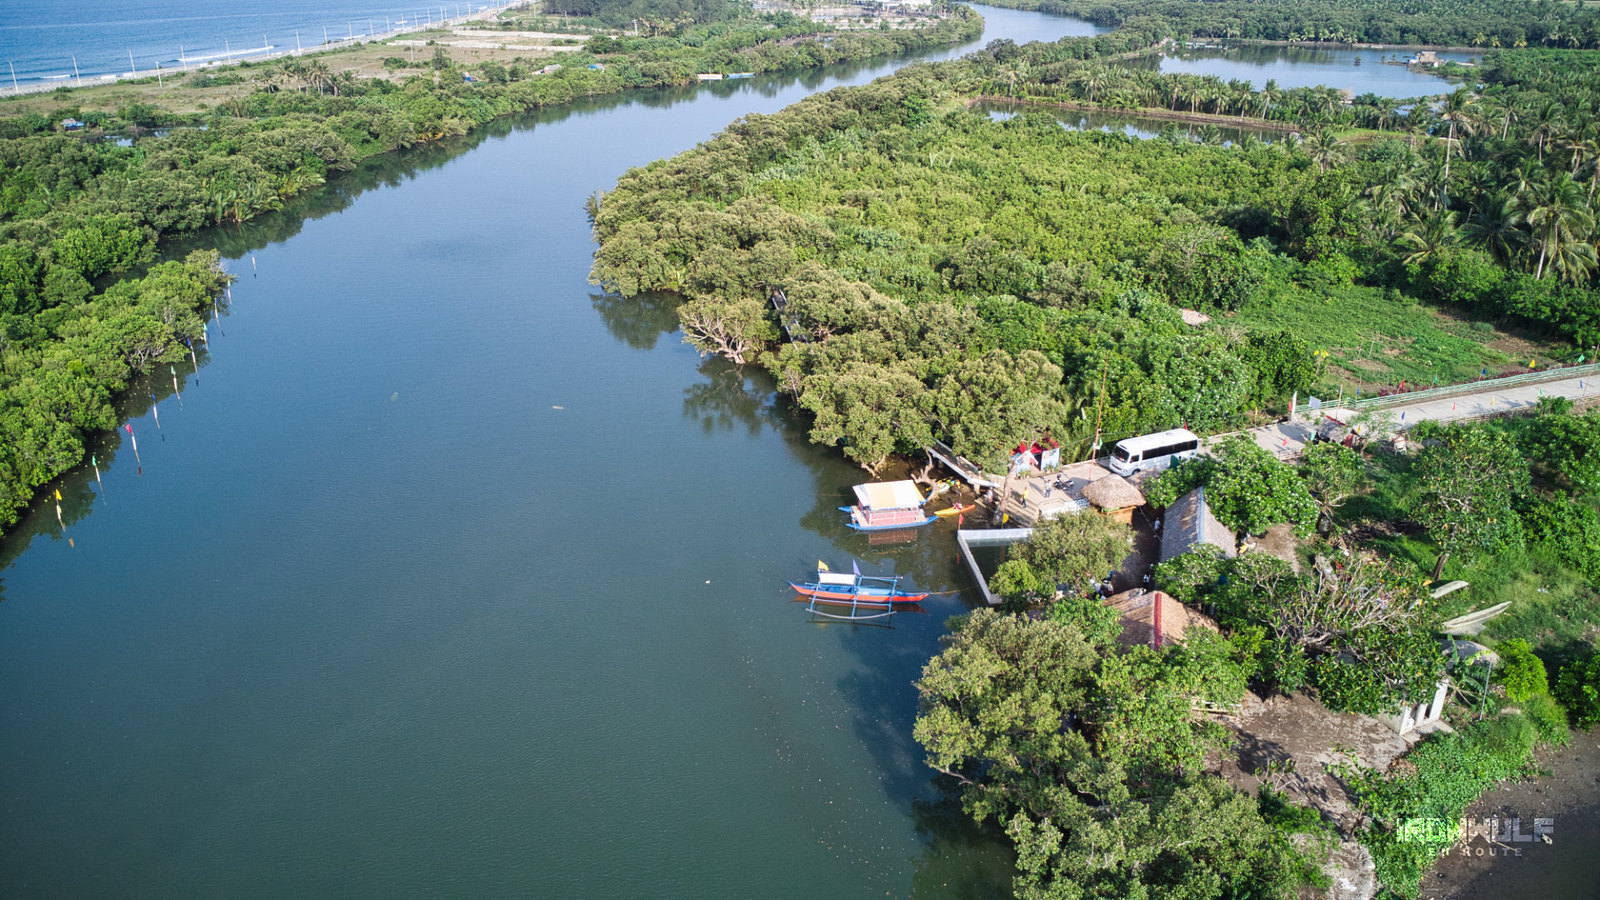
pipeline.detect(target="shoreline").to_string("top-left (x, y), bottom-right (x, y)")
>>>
top-left (0, 1), bottom-right (532, 98)
top-left (1232, 38), bottom-right (1485, 54)
top-left (968, 95), bottom-right (1301, 131)
top-left (1431, 737), bottom-right (1600, 899)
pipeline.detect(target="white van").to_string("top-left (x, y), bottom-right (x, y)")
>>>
top-left (1107, 428), bottom-right (1201, 477)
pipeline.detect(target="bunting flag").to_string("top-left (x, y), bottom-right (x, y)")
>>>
top-left (124, 423), bottom-right (141, 465)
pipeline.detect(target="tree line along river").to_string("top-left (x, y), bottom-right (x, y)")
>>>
top-left (0, 7), bottom-right (1494, 899)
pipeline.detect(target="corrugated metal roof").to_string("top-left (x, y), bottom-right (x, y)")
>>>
top-left (852, 480), bottom-right (925, 510)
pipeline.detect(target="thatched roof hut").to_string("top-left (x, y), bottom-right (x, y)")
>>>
top-left (1082, 475), bottom-right (1145, 511)
top-left (1106, 589), bottom-right (1219, 649)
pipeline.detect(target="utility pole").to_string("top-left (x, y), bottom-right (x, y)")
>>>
top-left (1089, 357), bottom-right (1109, 461)
top-left (129, 49), bottom-right (137, 76)
top-left (72, 55), bottom-right (80, 86)
top-left (8, 61), bottom-right (17, 93)
top-left (295, 31), bottom-right (301, 52)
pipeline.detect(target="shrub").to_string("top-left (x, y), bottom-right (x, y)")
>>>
top-left (1494, 638), bottom-right (1548, 703)
top-left (1555, 652), bottom-right (1600, 729)
top-left (1520, 692), bottom-right (1570, 746)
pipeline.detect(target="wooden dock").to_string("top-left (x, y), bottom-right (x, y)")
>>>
top-left (926, 441), bottom-right (1130, 527)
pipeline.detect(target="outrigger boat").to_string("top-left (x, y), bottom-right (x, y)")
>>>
top-left (789, 564), bottom-right (929, 604)
top-left (791, 562), bottom-right (926, 623)
top-left (933, 503), bottom-right (975, 518)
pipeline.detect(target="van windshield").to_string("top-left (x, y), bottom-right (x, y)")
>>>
top-left (1111, 445), bottom-right (1130, 462)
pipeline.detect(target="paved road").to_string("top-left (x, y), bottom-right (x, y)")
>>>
top-left (1241, 370), bottom-right (1600, 459)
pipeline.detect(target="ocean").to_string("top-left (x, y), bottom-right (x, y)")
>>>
top-left (0, 0), bottom-right (506, 88)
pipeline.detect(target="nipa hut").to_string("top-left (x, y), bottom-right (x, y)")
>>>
top-left (1105, 589), bottom-right (1219, 650)
top-left (1082, 474), bottom-right (1145, 524)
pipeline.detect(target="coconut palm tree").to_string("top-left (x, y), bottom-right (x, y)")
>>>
top-left (1436, 87), bottom-right (1480, 204)
top-left (1398, 210), bottom-right (1461, 266)
top-left (1508, 170), bottom-right (1598, 282)
top-left (1306, 129), bottom-right (1345, 173)
top-left (1463, 197), bottom-right (1525, 264)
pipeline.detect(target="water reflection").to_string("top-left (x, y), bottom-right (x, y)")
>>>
top-left (592, 290), bottom-right (681, 351)
top-left (1128, 42), bottom-right (1478, 96)
top-left (0, 357), bottom-right (201, 580)
top-left (683, 356), bottom-right (774, 437)
top-left (977, 100), bottom-right (1282, 145)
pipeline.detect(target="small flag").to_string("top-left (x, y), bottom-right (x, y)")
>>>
top-left (1401, 411), bottom-right (1406, 421)
top-left (818, 560), bottom-right (829, 572)
top-left (852, 559), bottom-right (861, 578)
top-left (1529, 358), bottom-right (1537, 368)
top-left (54, 489), bottom-right (61, 501)
top-left (1482, 367), bottom-right (1488, 377)
top-left (124, 424), bottom-right (133, 435)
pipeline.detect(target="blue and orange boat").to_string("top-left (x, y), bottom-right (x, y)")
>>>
top-left (788, 565), bottom-right (929, 604)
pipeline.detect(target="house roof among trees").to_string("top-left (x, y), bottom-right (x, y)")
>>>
top-left (1161, 486), bottom-right (1236, 561)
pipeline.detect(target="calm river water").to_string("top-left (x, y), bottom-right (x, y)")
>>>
top-left (0, 8), bottom-right (1566, 899)
top-left (1135, 43), bottom-right (1476, 96)
top-left (0, 7), bottom-right (1091, 900)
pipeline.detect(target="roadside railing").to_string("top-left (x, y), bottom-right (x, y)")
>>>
top-left (1325, 362), bottom-right (1600, 413)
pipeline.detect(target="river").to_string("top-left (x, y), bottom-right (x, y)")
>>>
top-left (0, 7), bottom-right (1088, 900)
top-left (1132, 43), bottom-right (1478, 97)
top-left (0, 6), bottom-right (1584, 899)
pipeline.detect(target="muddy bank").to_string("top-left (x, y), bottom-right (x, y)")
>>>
top-left (1431, 736), bottom-right (1600, 900)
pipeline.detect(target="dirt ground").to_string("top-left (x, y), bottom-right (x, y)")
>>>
top-left (1215, 691), bottom-right (1411, 835)
top-left (1247, 522), bottom-right (1303, 573)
